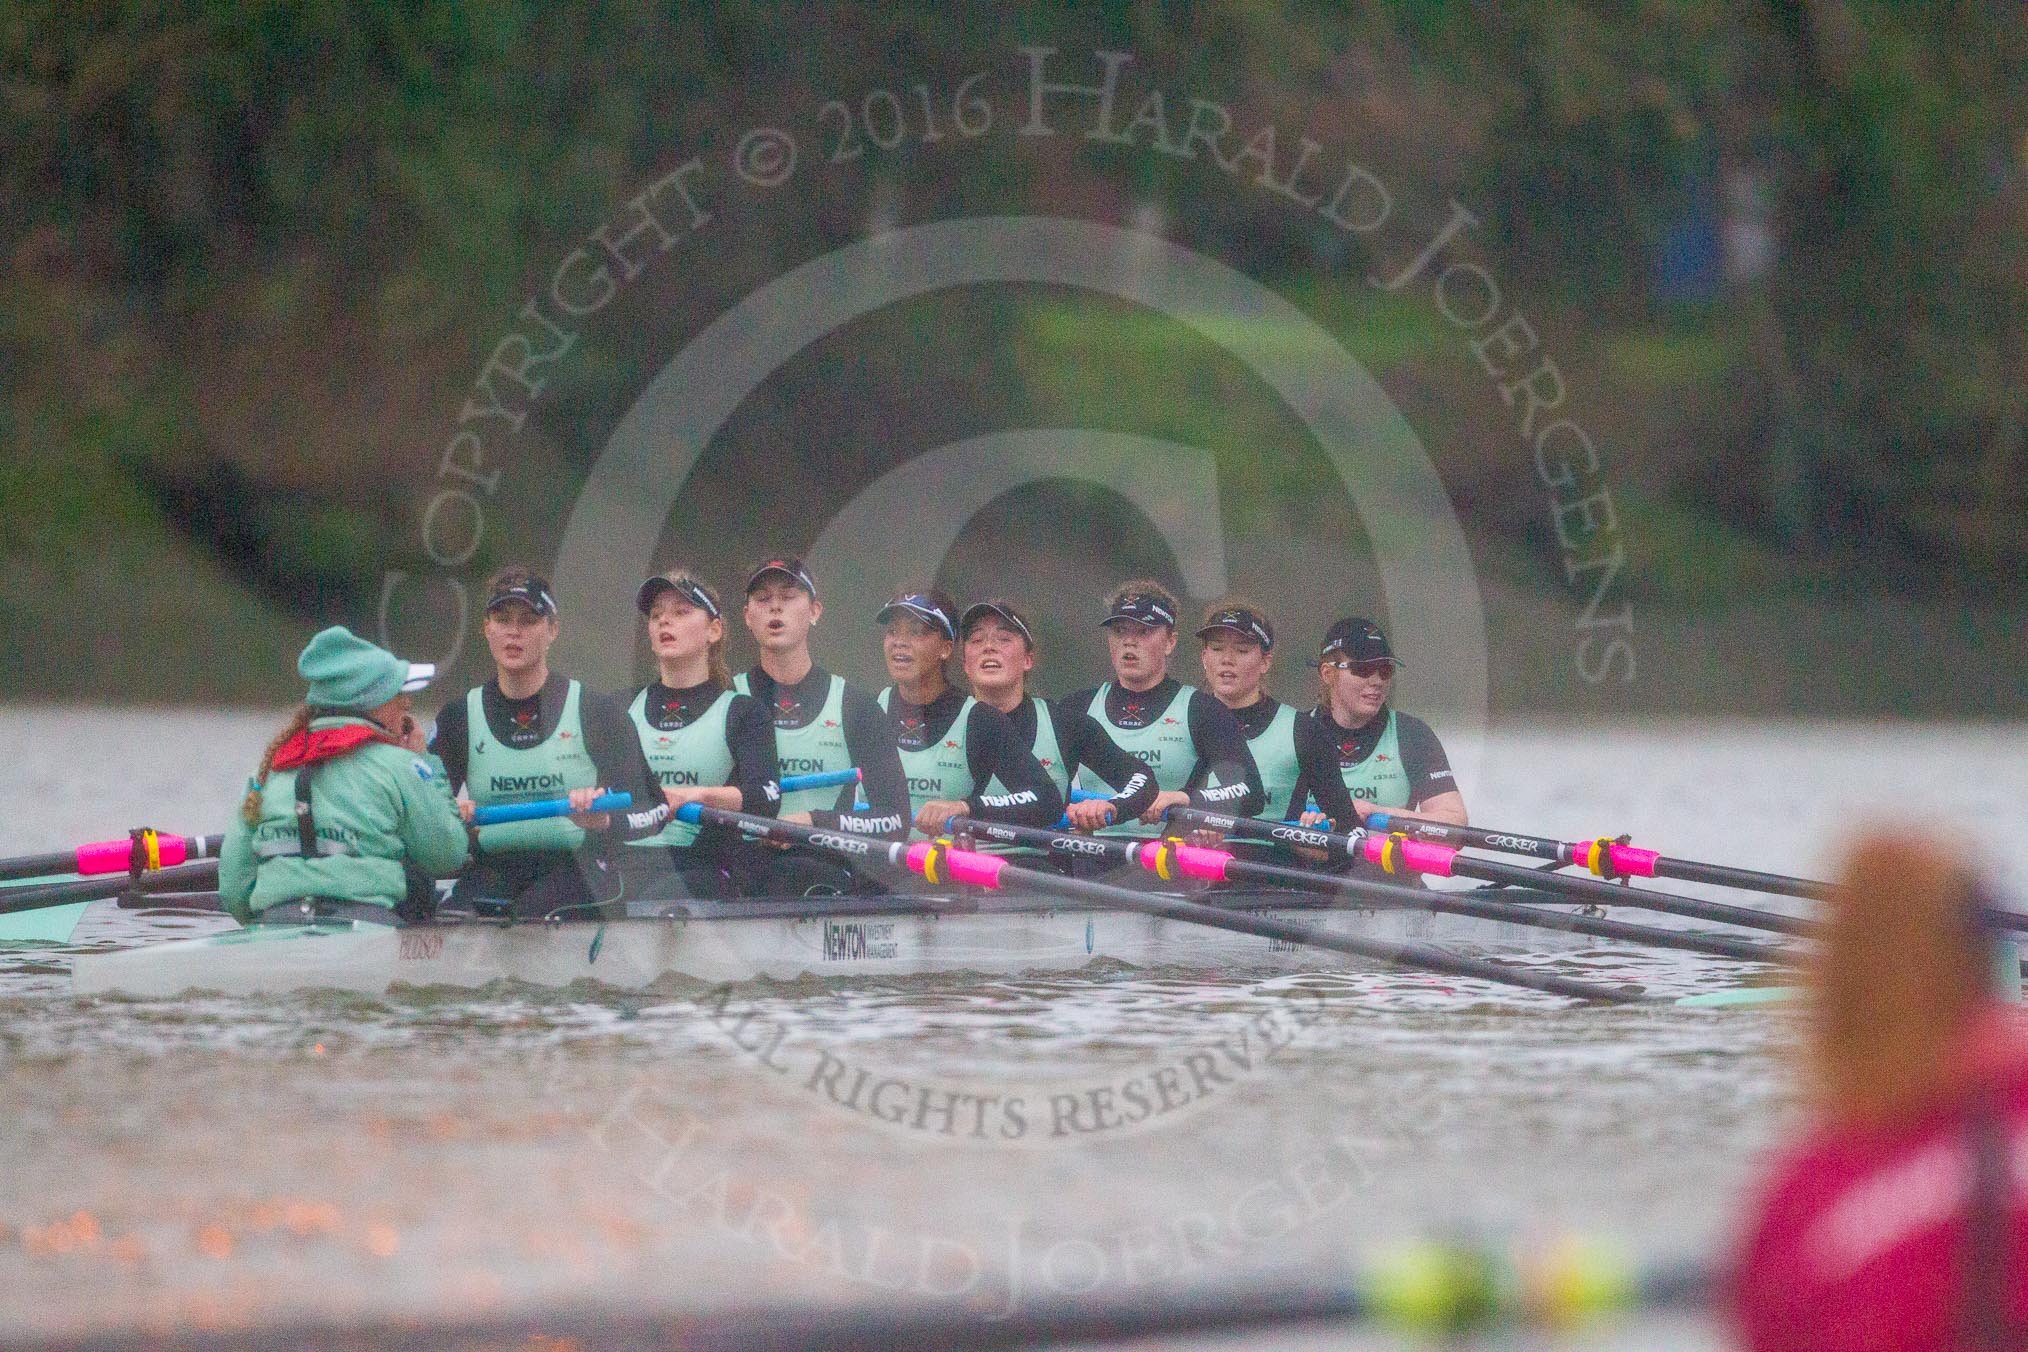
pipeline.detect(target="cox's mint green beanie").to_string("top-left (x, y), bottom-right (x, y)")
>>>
top-left (298, 626), bottom-right (435, 711)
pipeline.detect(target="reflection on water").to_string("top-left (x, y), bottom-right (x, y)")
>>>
top-left (2, 707), bottom-right (2025, 1348)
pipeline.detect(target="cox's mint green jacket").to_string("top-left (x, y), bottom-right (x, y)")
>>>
top-left (219, 715), bottom-right (470, 922)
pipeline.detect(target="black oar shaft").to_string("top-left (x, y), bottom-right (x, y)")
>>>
top-left (1449, 855), bottom-right (1816, 938)
top-left (0, 849), bottom-right (88, 882)
top-left (1209, 853), bottom-right (1783, 964)
top-left (1367, 812), bottom-right (1842, 901)
top-left (1173, 808), bottom-right (1817, 940)
top-left (0, 862), bottom-right (218, 917)
top-left (0, 832), bottom-right (218, 884)
top-left (1652, 855), bottom-right (1831, 901)
top-left (940, 818), bottom-right (1648, 1003)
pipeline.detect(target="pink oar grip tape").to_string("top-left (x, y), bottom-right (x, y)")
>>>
top-left (76, 833), bottom-right (186, 876)
top-left (1361, 834), bottom-right (1455, 877)
top-left (1137, 840), bottom-right (1231, 882)
top-left (905, 841), bottom-right (1006, 889)
top-left (1605, 843), bottom-right (1660, 878)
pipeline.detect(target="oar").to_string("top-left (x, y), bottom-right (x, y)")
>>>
top-left (843, 814), bottom-right (1646, 1005)
top-left (678, 804), bottom-right (1644, 1001)
top-left (7, 1241), bottom-right (1709, 1350)
top-left (0, 829), bottom-right (222, 883)
top-left (1366, 810), bottom-right (1835, 901)
top-left (780, 767), bottom-right (862, 793)
top-left (1063, 787), bottom-right (1327, 832)
top-left (1172, 807), bottom-right (1816, 940)
top-left (465, 768), bottom-right (863, 827)
top-left (468, 791), bottom-right (633, 826)
top-left (954, 819), bottom-right (1782, 965)
top-left (0, 861), bottom-right (222, 917)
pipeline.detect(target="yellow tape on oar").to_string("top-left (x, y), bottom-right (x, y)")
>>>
top-left (1525, 1235), bottom-right (1641, 1326)
top-left (917, 838), bottom-right (954, 886)
top-left (1369, 832), bottom-right (1413, 876)
top-left (1361, 1241), bottom-right (1509, 1331)
top-left (1576, 836), bottom-right (1616, 878)
top-left (1145, 837), bottom-right (1183, 883)
top-left (1361, 1237), bottom-right (1644, 1333)
top-left (127, 828), bottom-right (163, 876)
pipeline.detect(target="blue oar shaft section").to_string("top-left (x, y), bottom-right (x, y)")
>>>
top-left (469, 792), bottom-right (632, 826)
top-left (779, 768), bottom-right (861, 792)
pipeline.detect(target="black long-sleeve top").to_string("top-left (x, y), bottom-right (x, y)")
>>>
top-left (1060, 678), bottom-right (1265, 818)
top-left (740, 664), bottom-right (909, 840)
top-left (883, 686), bottom-right (1065, 829)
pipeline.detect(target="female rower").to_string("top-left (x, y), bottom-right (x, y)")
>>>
top-left (873, 586), bottom-right (1062, 835)
top-left (220, 627), bottom-right (468, 924)
top-left (1291, 617), bottom-right (1466, 828)
top-left (1194, 599), bottom-right (1306, 821)
top-left (622, 570), bottom-right (781, 900)
top-left (430, 567), bottom-right (669, 918)
top-left (735, 557), bottom-right (908, 894)
top-left (1064, 580), bottom-right (1263, 835)
top-left (960, 598), bottom-right (1159, 834)
top-left (1731, 839), bottom-right (2028, 1349)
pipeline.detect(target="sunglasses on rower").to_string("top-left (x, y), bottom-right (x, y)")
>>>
top-left (1320, 658), bottom-right (1396, 679)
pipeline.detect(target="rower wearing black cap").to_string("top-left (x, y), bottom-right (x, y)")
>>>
top-left (734, 557), bottom-right (908, 894)
top-left (430, 565), bottom-right (671, 918)
top-left (1194, 598), bottom-right (1307, 821)
top-left (621, 569), bottom-right (781, 900)
top-left (1290, 617), bottom-right (1466, 827)
top-left (873, 586), bottom-right (1063, 836)
top-left (1064, 579), bottom-right (1263, 836)
top-left (959, 598), bottom-right (1159, 837)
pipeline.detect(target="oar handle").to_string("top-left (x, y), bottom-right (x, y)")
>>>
top-left (779, 767), bottom-right (862, 792)
top-left (469, 792), bottom-right (632, 826)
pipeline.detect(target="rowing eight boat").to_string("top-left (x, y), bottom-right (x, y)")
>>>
top-left (70, 884), bottom-right (1666, 998)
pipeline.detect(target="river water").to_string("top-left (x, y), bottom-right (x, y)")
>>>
top-left (2, 706), bottom-right (2025, 1350)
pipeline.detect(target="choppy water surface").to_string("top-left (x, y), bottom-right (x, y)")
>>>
top-left (2, 706), bottom-right (2025, 1349)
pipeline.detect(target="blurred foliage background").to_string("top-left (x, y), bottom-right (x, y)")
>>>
top-left (2, 1), bottom-right (2022, 714)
